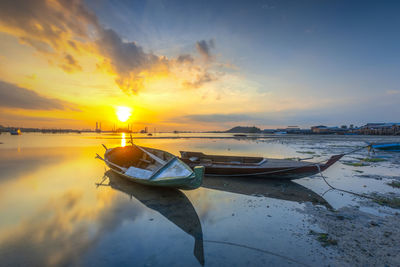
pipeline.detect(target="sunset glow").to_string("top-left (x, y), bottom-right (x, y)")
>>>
top-left (116, 107), bottom-right (132, 123)
top-left (0, 0), bottom-right (399, 131)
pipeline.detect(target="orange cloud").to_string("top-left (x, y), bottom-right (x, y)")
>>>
top-left (59, 54), bottom-right (82, 73)
top-left (0, 0), bottom-right (224, 94)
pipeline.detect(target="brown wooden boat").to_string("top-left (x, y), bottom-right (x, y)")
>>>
top-left (180, 151), bottom-right (344, 180)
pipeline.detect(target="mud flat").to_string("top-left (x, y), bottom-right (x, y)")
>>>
top-left (302, 203), bottom-right (400, 266)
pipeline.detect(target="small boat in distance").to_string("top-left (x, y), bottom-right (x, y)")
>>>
top-left (370, 142), bottom-right (400, 152)
top-left (180, 151), bottom-right (344, 180)
top-left (10, 128), bottom-right (22, 135)
top-left (97, 144), bottom-right (204, 189)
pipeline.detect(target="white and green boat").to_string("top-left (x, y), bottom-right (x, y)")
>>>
top-left (97, 144), bottom-right (204, 190)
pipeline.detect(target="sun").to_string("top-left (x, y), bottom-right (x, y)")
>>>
top-left (116, 106), bottom-right (132, 122)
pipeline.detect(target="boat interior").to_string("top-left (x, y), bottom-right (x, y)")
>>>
top-left (180, 151), bottom-right (266, 166)
top-left (107, 146), bottom-right (172, 171)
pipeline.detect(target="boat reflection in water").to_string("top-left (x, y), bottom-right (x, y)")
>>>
top-left (202, 176), bottom-right (332, 210)
top-left (101, 171), bottom-right (330, 266)
top-left (102, 170), bottom-right (205, 265)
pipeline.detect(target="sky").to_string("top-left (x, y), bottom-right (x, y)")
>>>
top-left (0, 0), bottom-right (399, 131)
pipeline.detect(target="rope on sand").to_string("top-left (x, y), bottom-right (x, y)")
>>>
top-left (316, 144), bottom-right (392, 201)
top-left (316, 164), bottom-right (376, 200)
top-left (204, 240), bottom-right (311, 267)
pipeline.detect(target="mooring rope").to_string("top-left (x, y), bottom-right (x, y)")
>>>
top-left (314, 144), bottom-right (397, 202)
top-left (316, 164), bottom-right (376, 200)
top-left (203, 240), bottom-right (311, 267)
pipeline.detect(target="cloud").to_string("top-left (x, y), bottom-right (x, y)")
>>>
top-left (0, 112), bottom-right (80, 123)
top-left (19, 36), bottom-right (53, 53)
top-left (178, 98), bottom-right (400, 128)
top-left (175, 110), bottom-right (347, 128)
top-left (183, 72), bottom-right (218, 89)
top-left (180, 113), bottom-right (262, 123)
top-left (0, 0), bottom-right (222, 93)
top-left (59, 54), bottom-right (82, 73)
top-left (97, 29), bottom-right (154, 73)
top-left (177, 54), bottom-right (194, 64)
top-left (95, 28), bottom-right (168, 93)
top-left (0, 0), bottom-right (98, 50)
top-left (386, 90), bottom-right (400, 95)
top-left (196, 39), bottom-right (215, 61)
top-left (0, 80), bottom-right (76, 110)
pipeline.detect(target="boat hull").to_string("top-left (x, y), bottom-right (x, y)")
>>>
top-left (107, 166), bottom-right (204, 189)
top-left (180, 152), bottom-right (343, 180)
top-left (200, 166), bottom-right (323, 179)
top-left (371, 143), bottom-right (400, 152)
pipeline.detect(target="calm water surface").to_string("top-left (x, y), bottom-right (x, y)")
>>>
top-left (1, 133), bottom-right (399, 266)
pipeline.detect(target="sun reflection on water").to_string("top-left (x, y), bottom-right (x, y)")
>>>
top-left (121, 133), bottom-right (126, 147)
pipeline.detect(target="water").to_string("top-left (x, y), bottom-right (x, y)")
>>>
top-left (0, 133), bottom-right (399, 266)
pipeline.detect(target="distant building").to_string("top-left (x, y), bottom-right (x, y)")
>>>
top-left (95, 121), bottom-right (101, 133)
top-left (360, 123), bottom-right (400, 135)
top-left (285, 126), bottom-right (301, 134)
top-left (311, 125), bottom-right (329, 134)
top-left (140, 127), bottom-right (148, 134)
top-left (311, 125), bottom-right (348, 134)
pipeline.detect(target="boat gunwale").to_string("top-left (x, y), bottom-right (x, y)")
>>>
top-left (180, 151), bottom-right (267, 166)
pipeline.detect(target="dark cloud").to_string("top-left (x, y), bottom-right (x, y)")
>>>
top-left (60, 54), bottom-right (82, 73)
top-left (0, 80), bottom-right (75, 110)
top-left (196, 39), bottom-right (215, 61)
top-left (19, 37), bottom-right (53, 53)
top-left (97, 29), bottom-right (158, 74)
top-left (0, 0), bottom-right (98, 49)
top-left (95, 28), bottom-right (167, 93)
top-left (177, 54), bottom-right (194, 64)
